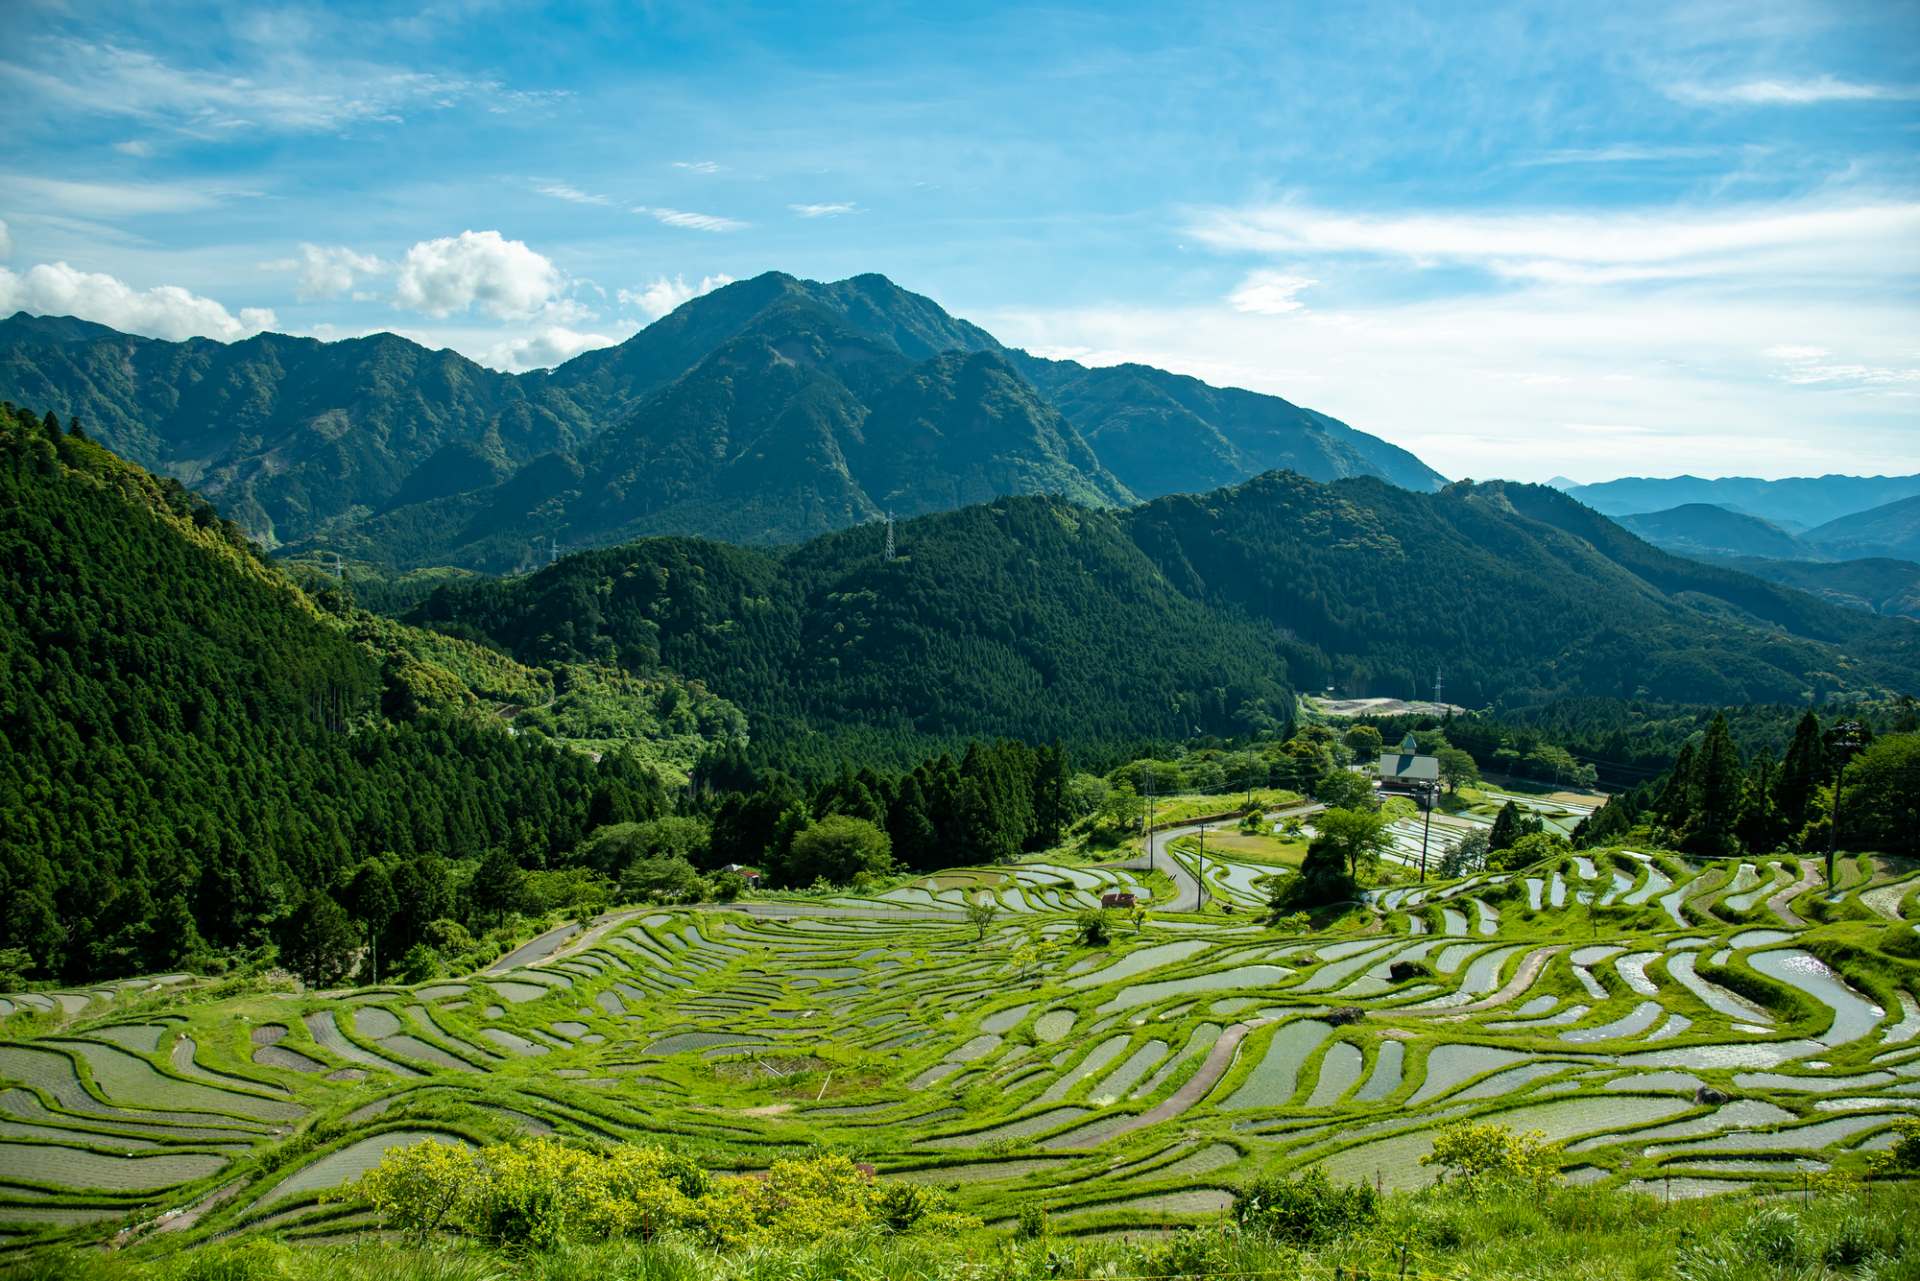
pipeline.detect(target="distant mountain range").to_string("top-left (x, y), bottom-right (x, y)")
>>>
top-left (0, 272), bottom-right (1444, 570)
top-left (1611, 497), bottom-right (1920, 621)
top-left (1569, 472), bottom-right (1920, 531)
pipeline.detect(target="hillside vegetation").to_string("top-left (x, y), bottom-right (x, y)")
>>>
top-left (0, 404), bottom-right (746, 981)
top-left (413, 472), bottom-right (1920, 767)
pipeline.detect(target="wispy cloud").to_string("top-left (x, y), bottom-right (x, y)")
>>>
top-left (1226, 270), bottom-right (1315, 315)
top-left (111, 139), bottom-right (154, 158)
top-left (1520, 143), bottom-right (1739, 166)
top-left (1764, 344), bottom-right (1920, 390)
top-left (789, 202), bottom-right (856, 218)
top-left (672, 160), bottom-right (721, 174)
top-left (1186, 200), bottom-right (1920, 286)
top-left (0, 173), bottom-right (251, 217)
top-left (1671, 75), bottom-right (1920, 105)
top-left (632, 205), bottom-right (747, 233)
top-left (0, 37), bottom-right (545, 138)
top-left (532, 180), bottom-right (611, 206)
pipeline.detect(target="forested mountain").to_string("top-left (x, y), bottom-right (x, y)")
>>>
top-left (413, 496), bottom-right (1299, 763)
top-left (0, 312), bottom-right (589, 547)
top-left (1012, 356), bottom-right (1445, 497)
top-left (413, 471), bottom-right (1920, 768)
top-left (1608, 499), bottom-right (1920, 620)
top-left (311, 301), bottom-right (1133, 569)
top-left (1805, 493), bottom-right (1920, 562)
top-left (0, 271), bottom-right (1444, 569)
top-left (1717, 556), bottom-right (1920, 620)
top-left (0, 402), bottom-right (714, 981)
top-left (1567, 472), bottom-right (1920, 529)
top-left (1617, 503), bottom-right (1815, 560)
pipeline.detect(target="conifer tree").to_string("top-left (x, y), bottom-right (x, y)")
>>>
top-left (1772, 710), bottom-right (1825, 843)
top-left (1681, 714), bottom-right (1743, 856)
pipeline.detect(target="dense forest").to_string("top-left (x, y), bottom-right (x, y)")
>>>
top-left (411, 496), bottom-right (1300, 767)
top-left (0, 403), bottom-right (674, 981)
top-left (413, 474), bottom-right (1920, 771)
top-left (1574, 710), bottom-right (1920, 857)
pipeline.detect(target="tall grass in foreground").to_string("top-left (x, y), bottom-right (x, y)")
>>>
top-left (6, 1182), bottom-right (1919, 1280)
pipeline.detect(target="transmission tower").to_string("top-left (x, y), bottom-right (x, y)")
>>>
top-left (884, 510), bottom-right (895, 561)
top-left (1433, 667), bottom-right (1444, 705)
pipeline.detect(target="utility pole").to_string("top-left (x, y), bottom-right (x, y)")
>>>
top-left (1145, 778), bottom-right (1155, 874)
top-left (1198, 823), bottom-right (1208, 912)
top-left (1824, 721), bottom-right (1865, 889)
top-left (1418, 783), bottom-right (1434, 883)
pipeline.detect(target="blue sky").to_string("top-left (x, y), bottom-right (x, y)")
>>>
top-left (0, 0), bottom-right (1916, 482)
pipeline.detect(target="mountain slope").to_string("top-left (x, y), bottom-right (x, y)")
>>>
top-left (1617, 503), bottom-right (1816, 560)
top-left (1015, 356), bottom-right (1447, 497)
top-left (310, 298), bottom-right (1134, 570)
top-left (1806, 493), bottom-right (1920, 561)
top-left (0, 312), bottom-right (589, 546)
top-left (412, 471), bottom-right (1919, 763)
top-left (1568, 473), bottom-right (1920, 529)
top-left (1717, 556), bottom-right (1920, 621)
top-left (0, 402), bottom-right (734, 980)
top-left (0, 272), bottom-right (1445, 566)
top-left (412, 495), bottom-right (1296, 757)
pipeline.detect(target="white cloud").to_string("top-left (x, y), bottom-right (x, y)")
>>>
top-left (977, 286), bottom-right (1920, 482)
top-left (532, 181), bottom-right (610, 206)
top-left (0, 220), bottom-right (10, 260)
top-left (618, 273), bottom-right (734, 321)
top-left (112, 139), bottom-right (154, 157)
top-left (0, 38), bottom-right (488, 136)
top-left (1226, 271), bottom-right (1316, 315)
top-left (1671, 76), bottom-right (1920, 106)
top-left (1186, 200), bottom-right (1920, 286)
top-left (0, 173), bottom-right (233, 216)
top-left (672, 160), bottom-right (721, 174)
top-left (484, 325), bottom-right (620, 372)
top-left (0, 261), bottom-right (274, 341)
top-left (394, 230), bottom-right (562, 319)
top-left (789, 202), bottom-right (856, 218)
top-left (633, 206), bottom-right (747, 233)
top-left (263, 243), bottom-right (387, 301)
top-left (1764, 344), bottom-right (1920, 389)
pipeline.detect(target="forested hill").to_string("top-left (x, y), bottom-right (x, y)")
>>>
top-left (0, 271), bottom-right (1444, 569)
top-left (412, 497), bottom-right (1299, 763)
top-left (413, 471), bottom-right (1919, 764)
top-left (0, 403), bottom-right (693, 981)
top-left (1130, 473), bottom-right (1919, 707)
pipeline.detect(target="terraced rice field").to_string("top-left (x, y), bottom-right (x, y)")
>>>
top-left (0, 843), bottom-right (1916, 1257)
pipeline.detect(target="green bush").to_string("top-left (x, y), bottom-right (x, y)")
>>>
top-left (1233, 1167), bottom-right (1379, 1245)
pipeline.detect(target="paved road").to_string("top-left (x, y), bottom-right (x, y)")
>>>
top-left (1118, 802), bottom-right (1324, 913)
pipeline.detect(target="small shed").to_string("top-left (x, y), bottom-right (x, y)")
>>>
top-left (719, 863), bottom-right (762, 883)
top-left (1101, 891), bottom-right (1138, 909)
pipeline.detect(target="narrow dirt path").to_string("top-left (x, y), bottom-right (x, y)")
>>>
top-left (1766, 860), bottom-right (1822, 928)
top-left (1399, 944), bottom-right (1563, 1020)
top-left (1054, 1017), bottom-right (1269, 1148)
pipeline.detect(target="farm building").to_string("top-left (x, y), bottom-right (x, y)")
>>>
top-left (1377, 732), bottom-right (1439, 798)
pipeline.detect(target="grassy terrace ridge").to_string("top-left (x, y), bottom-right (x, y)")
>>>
top-left (0, 838), bottom-right (1916, 1275)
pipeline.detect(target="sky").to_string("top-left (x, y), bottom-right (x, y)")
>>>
top-left (0, 0), bottom-right (1916, 483)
